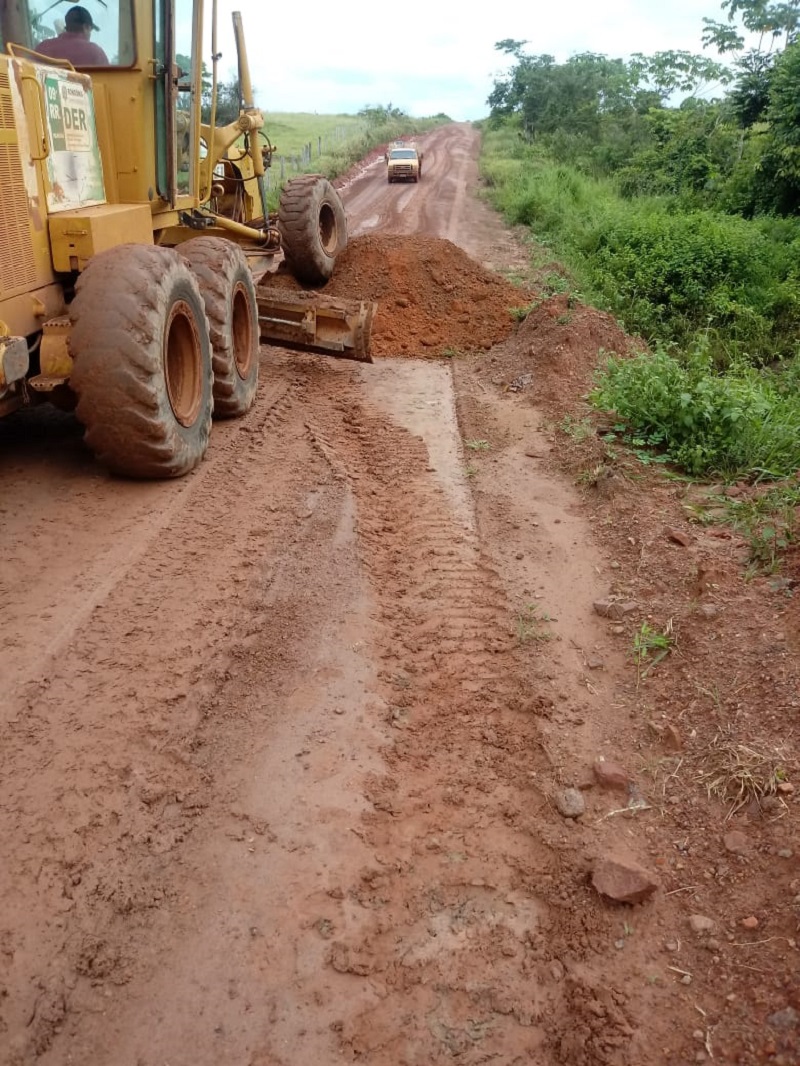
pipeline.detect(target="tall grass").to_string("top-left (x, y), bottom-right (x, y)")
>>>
top-left (479, 127), bottom-right (800, 366)
top-left (261, 113), bottom-right (367, 158)
top-left (479, 122), bottom-right (800, 481)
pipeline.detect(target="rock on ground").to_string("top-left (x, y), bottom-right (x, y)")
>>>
top-left (591, 853), bottom-right (659, 904)
top-left (689, 915), bottom-right (716, 934)
top-left (593, 758), bottom-right (632, 791)
top-left (554, 787), bottom-right (586, 818)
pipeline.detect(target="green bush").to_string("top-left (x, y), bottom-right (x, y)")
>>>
top-left (589, 208), bottom-right (784, 358)
top-left (480, 129), bottom-right (800, 364)
top-left (591, 344), bottom-right (800, 477)
top-left (479, 107), bottom-right (800, 483)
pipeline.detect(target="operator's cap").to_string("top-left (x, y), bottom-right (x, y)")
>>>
top-left (65, 6), bottom-right (100, 31)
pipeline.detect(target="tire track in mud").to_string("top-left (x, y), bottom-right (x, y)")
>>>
top-left (298, 381), bottom-right (548, 1062)
top-left (297, 363), bottom-right (643, 1065)
top-left (0, 356), bottom-right (334, 1063)
top-left (4, 354), bottom-right (643, 1066)
top-left (0, 372), bottom-right (296, 712)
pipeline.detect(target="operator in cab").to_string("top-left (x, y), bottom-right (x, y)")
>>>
top-left (36, 6), bottom-right (109, 66)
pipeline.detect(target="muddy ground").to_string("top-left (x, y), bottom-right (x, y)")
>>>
top-left (0, 122), bottom-right (798, 1065)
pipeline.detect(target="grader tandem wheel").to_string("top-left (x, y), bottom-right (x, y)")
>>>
top-left (67, 177), bottom-right (375, 478)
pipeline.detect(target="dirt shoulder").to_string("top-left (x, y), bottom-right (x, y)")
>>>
top-left (451, 292), bottom-right (800, 1066)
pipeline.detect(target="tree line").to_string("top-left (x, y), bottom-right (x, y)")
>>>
top-left (488, 0), bottom-right (800, 216)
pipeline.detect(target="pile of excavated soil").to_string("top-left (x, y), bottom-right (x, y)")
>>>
top-left (266, 235), bottom-right (532, 357)
top-left (487, 292), bottom-right (643, 405)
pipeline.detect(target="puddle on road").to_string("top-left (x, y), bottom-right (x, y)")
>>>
top-left (359, 359), bottom-right (475, 533)
top-left (355, 214), bottom-right (380, 231)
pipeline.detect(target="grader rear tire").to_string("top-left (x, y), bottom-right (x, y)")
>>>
top-left (179, 237), bottom-right (259, 418)
top-left (69, 244), bottom-right (213, 478)
top-left (278, 174), bottom-right (347, 285)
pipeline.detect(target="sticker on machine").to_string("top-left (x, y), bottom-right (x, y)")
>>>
top-left (38, 67), bottom-right (106, 212)
top-left (53, 79), bottom-right (92, 151)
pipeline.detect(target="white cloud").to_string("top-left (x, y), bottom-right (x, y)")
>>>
top-left (211, 0), bottom-right (728, 120)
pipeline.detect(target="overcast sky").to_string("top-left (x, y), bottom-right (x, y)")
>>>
top-left (218, 0), bottom-right (729, 120)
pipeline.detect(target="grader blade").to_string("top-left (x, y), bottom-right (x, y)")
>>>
top-left (257, 287), bottom-right (377, 363)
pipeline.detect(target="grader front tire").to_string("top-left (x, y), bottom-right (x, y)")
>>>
top-left (69, 244), bottom-right (213, 479)
top-left (278, 174), bottom-right (347, 285)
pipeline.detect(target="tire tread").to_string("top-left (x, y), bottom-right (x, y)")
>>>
top-left (69, 244), bottom-right (213, 478)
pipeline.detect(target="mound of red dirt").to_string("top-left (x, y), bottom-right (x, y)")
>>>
top-left (490, 292), bottom-right (643, 407)
top-left (265, 235), bottom-right (531, 358)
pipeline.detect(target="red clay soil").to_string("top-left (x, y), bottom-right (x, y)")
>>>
top-left (318, 218), bottom-right (800, 1064)
top-left (453, 289), bottom-right (800, 1066)
top-left (294, 223), bottom-right (800, 1063)
top-left (2, 123), bottom-right (798, 1066)
top-left (267, 234), bottom-right (530, 357)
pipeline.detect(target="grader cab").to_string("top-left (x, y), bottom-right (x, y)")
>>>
top-left (0, 0), bottom-right (375, 477)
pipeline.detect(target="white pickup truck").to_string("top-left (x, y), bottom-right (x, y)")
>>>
top-left (386, 143), bottom-right (423, 183)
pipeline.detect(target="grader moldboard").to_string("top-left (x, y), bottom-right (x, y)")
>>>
top-left (0, 0), bottom-right (376, 477)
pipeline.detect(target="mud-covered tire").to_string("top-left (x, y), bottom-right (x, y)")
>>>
top-left (179, 237), bottom-right (259, 418)
top-left (278, 174), bottom-right (347, 285)
top-left (69, 243), bottom-right (213, 478)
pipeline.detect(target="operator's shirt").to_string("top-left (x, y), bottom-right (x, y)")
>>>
top-left (36, 32), bottom-right (109, 66)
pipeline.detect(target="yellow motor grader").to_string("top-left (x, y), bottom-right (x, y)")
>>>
top-left (0, 0), bottom-right (374, 477)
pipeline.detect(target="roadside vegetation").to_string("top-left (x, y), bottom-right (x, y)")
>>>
top-left (479, 0), bottom-right (800, 498)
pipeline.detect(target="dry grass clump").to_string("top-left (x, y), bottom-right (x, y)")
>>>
top-left (696, 733), bottom-right (791, 818)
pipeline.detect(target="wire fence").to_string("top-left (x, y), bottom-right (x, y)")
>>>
top-left (260, 124), bottom-right (366, 189)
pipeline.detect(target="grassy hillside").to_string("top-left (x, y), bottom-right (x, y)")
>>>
top-left (260, 112), bottom-right (367, 158)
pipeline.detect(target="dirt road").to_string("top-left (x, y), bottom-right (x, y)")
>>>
top-left (1, 123), bottom-right (798, 1066)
